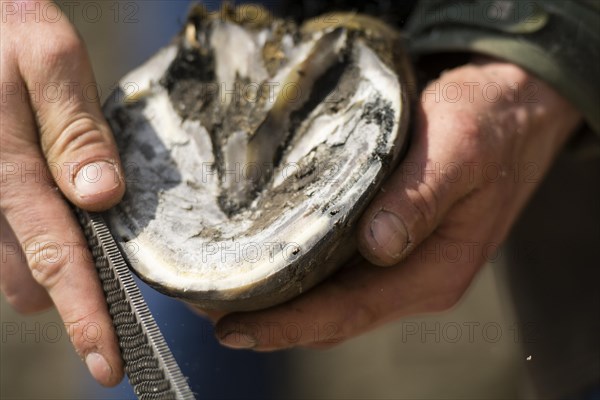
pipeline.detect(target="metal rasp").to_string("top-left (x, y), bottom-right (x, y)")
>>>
top-left (75, 208), bottom-right (195, 400)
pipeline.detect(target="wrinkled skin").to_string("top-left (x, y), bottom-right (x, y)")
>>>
top-left (208, 58), bottom-right (582, 350)
top-left (1, 1), bottom-right (124, 386)
top-left (0, 0), bottom-right (581, 387)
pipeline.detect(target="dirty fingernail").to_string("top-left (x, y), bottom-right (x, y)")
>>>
top-left (219, 332), bottom-right (256, 350)
top-left (85, 352), bottom-right (112, 384)
top-left (75, 161), bottom-right (121, 198)
top-left (370, 211), bottom-right (408, 260)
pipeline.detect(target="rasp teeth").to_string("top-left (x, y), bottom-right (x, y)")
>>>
top-left (116, 322), bottom-right (143, 337)
top-left (75, 208), bottom-right (195, 400)
top-left (135, 380), bottom-right (172, 397)
top-left (122, 344), bottom-right (154, 360)
top-left (108, 298), bottom-right (131, 314)
top-left (120, 333), bottom-right (148, 349)
top-left (127, 355), bottom-right (160, 374)
top-left (129, 368), bottom-right (167, 385)
top-left (112, 311), bottom-right (137, 325)
top-left (105, 288), bottom-right (126, 304)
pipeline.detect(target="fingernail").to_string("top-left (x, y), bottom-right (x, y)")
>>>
top-left (370, 211), bottom-right (408, 260)
top-left (75, 161), bottom-right (120, 198)
top-left (219, 332), bottom-right (256, 350)
top-left (85, 352), bottom-right (112, 384)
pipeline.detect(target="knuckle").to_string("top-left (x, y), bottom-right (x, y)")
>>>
top-left (450, 111), bottom-right (496, 164)
top-left (340, 302), bottom-right (379, 337)
top-left (427, 267), bottom-right (474, 312)
top-left (40, 33), bottom-right (85, 70)
top-left (3, 292), bottom-right (28, 313)
top-left (455, 112), bottom-right (484, 141)
top-left (44, 114), bottom-right (111, 162)
top-left (26, 240), bottom-right (70, 289)
top-left (3, 290), bottom-right (50, 314)
top-left (1, 1), bottom-right (30, 26)
top-left (429, 291), bottom-right (463, 312)
top-left (67, 313), bottom-right (104, 353)
top-left (405, 180), bottom-right (439, 230)
top-left (61, 115), bottom-right (105, 147)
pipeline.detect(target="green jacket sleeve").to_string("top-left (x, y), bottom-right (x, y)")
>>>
top-left (406, 0), bottom-right (600, 135)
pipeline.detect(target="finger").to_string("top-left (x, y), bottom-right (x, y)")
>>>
top-left (357, 95), bottom-right (484, 266)
top-left (1, 162), bottom-right (124, 386)
top-left (2, 38), bottom-right (123, 386)
top-left (11, 4), bottom-right (125, 211)
top-left (215, 234), bottom-right (482, 351)
top-left (0, 212), bottom-right (52, 313)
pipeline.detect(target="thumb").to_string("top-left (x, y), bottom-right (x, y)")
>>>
top-left (357, 103), bottom-right (479, 266)
top-left (18, 18), bottom-right (125, 211)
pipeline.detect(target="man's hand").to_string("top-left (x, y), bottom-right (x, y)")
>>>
top-left (1, 1), bottom-right (124, 385)
top-left (213, 57), bottom-right (582, 350)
